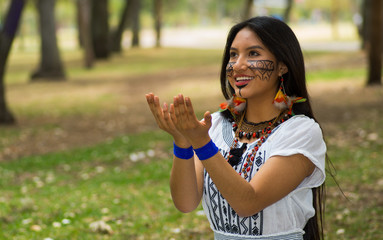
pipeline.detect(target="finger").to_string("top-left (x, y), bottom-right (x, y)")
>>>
top-left (153, 96), bottom-right (163, 118)
top-left (184, 97), bottom-right (199, 122)
top-left (163, 102), bottom-right (171, 123)
top-left (203, 111), bottom-right (212, 128)
top-left (145, 93), bottom-right (154, 109)
top-left (169, 103), bottom-right (178, 126)
top-left (152, 96), bottom-right (169, 129)
top-left (146, 94), bottom-right (163, 124)
top-left (173, 95), bottom-right (184, 127)
top-left (163, 103), bottom-right (176, 129)
top-left (176, 94), bottom-right (189, 124)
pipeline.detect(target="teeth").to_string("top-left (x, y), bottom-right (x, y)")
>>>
top-left (236, 76), bottom-right (253, 81)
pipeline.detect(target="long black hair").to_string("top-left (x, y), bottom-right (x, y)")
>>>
top-left (220, 16), bottom-right (324, 240)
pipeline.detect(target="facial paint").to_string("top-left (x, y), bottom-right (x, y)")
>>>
top-left (226, 61), bottom-right (235, 78)
top-left (226, 60), bottom-right (275, 96)
top-left (226, 60), bottom-right (275, 81)
top-left (247, 60), bottom-right (275, 81)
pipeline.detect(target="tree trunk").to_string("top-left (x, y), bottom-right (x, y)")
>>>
top-left (31, 0), bottom-right (66, 81)
top-left (367, 0), bottom-right (382, 86)
top-left (242, 0), bottom-right (253, 21)
top-left (130, 0), bottom-right (141, 47)
top-left (76, 0), bottom-right (84, 48)
top-left (77, 0), bottom-right (94, 68)
top-left (0, 0), bottom-right (26, 124)
top-left (360, 0), bottom-right (371, 50)
top-left (283, 0), bottom-right (294, 22)
top-left (154, 0), bottom-right (162, 48)
top-left (91, 0), bottom-right (110, 59)
top-left (110, 0), bottom-right (131, 52)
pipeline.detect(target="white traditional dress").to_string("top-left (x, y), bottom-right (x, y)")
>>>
top-left (202, 112), bottom-right (326, 239)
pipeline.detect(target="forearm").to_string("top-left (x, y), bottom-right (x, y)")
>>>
top-left (199, 151), bottom-right (259, 217)
top-left (170, 155), bottom-right (202, 213)
top-left (193, 138), bottom-right (312, 217)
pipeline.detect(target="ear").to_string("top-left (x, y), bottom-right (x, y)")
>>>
top-left (278, 62), bottom-right (288, 76)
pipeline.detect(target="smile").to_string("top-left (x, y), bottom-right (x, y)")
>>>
top-left (234, 76), bottom-right (254, 87)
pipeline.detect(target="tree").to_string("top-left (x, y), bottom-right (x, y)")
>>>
top-left (31, 0), bottom-right (66, 80)
top-left (130, 0), bottom-right (141, 47)
top-left (283, 0), bottom-right (294, 22)
top-left (360, 0), bottom-right (371, 50)
top-left (91, 0), bottom-right (110, 58)
top-left (0, 0), bottom-right (26, 124)
top-left (110, 1), bottom-right (130, 52)
top-left (242, 0), bottom-right (253, 21)
top-left (367, 0), bottom-right (382, 86)
top-left (154, 0), bottom-right (162, 48)
top-left (77, 0), bottom-right (94, 68)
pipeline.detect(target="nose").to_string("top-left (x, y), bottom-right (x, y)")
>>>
top-left (233, 55), bottom-right (248, 72)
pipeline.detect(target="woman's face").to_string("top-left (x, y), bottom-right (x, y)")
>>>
top-left (226, 27), bottom-right (286, 101)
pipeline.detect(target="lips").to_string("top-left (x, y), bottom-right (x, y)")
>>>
top-left (234, 75), bottom-right (254, 87)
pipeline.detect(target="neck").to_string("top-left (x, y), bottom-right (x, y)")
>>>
top-left (245, 97), bottom-right (281, 123)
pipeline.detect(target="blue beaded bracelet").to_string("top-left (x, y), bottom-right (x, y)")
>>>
top-left (194, 140), bottom-right (219, 161)
top-left (173, 143), bottom-right (194, 160)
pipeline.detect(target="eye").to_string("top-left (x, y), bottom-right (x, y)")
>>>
top-left (229, 51), bottom-right (238, 58)
top-left (249, 50), bottom-right (259, 57)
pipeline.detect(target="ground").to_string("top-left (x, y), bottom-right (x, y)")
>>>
top-left (0, 49), bottom-right (382, 239)
top-left (1, 50), bottom-right (381, 162)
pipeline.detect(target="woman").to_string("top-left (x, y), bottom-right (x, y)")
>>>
top-left (146, 16), bottom-right (326, 240)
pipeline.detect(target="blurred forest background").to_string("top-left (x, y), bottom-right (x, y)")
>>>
top-left (0, 0), bottom-right (382, 239)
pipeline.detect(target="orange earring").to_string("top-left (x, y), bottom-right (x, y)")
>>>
top-left (273, 76), bottom-right (288, 110)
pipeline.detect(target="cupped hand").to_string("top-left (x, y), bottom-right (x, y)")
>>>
top-left (145, 93), bottom-right (190, 147)
top-left (170, 94), bottom-right (212, 148)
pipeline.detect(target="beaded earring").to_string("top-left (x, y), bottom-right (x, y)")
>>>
top-left (273, 76), bottom-right (307, 114)
top-left (273, 76), bottom-right (288, 110)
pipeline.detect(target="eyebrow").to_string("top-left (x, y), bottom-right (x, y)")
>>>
top-left (230, 45), bottom-right (264, 51)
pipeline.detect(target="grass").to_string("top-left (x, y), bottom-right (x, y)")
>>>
top-left (0, 122), bottom-right (382, 239)
top-left (1, 48), bottom-right (382, 239)
top-left (0, 131), bottom-right (213, 239)
top-left (307, 67), bottom-right (366, 83)
top-left (325, 142), bottom-right (383, 239)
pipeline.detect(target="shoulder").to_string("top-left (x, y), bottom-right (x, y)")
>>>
top-left (275, 115), bottom-right (323, 139)
top-left (282, 114), bottom-right (318, 128)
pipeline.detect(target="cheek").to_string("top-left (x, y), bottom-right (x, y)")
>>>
top-left (228, 76), bottom-right (235, 88)
top-left (226, 62), bottom-right (235, 77)
top-left (248, 60), bottom-right (275, 81)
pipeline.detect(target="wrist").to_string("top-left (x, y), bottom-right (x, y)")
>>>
top-left (190, 136), bottom-right (211, 149)
top-left (173, 142), bottom-right (194, 160)
top-left (173, 136), bottom-right (191, 149)
top-left (194, 139), bottom-right (219, 161)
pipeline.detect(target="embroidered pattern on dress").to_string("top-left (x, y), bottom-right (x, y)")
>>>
top-left (202, 117), bottom-right (265, 236)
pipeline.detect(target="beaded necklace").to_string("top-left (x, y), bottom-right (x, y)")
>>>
top-left (227, 110), bottom-right (292, 179)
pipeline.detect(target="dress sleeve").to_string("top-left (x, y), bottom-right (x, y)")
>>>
top-left (268, 116), bottom-right (326, 189)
